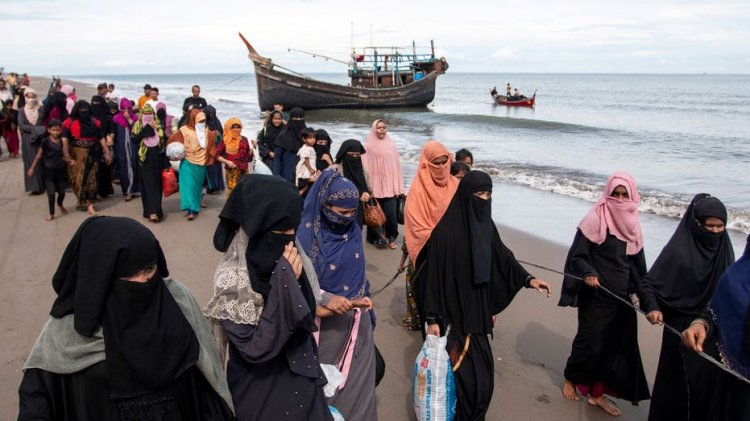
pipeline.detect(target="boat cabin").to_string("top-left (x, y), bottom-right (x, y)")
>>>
top-left (348, 41), bottom-right (445, 88)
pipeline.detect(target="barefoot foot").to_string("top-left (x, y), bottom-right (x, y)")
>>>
top-left (87, 205), bottom-right (97, 216)
top-left (59, 205), bottom-right (68, 215)
top-left (46, 215), bottom-right (54, 221)
top-left (562, 380), bottom-right (580, 401)
top-left (587, 396), bottom-right (621, 417)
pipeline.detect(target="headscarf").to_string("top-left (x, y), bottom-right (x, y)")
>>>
top-left (258, 110), bottom-right (284, 150)
top-left (404, 141), bottom-right (459, 261)
top-left (42, 91), bottom-right (69, 122)
top-left (133, 104), bottom-right (164, 161)
top-left (112, 98), bottom-right (134, 129)
top-left (203, 105), bottom-right (223, 135)
top-left (335, 139), bottom-right (368, 195)
top-left (709, 234), bottom-right (750, 378)
top-left (195, 111), bottom-right (207, 148)
top-left (414, 171), bottom-right (532, 335)
top-left (68, 100), bottom-right (101, 139)
top-left (213, 174), bottom-right (305, 300)
top-left (60, 84), bottom-right (75, 113)
top-left (578, 172), bottom-right (644, 255)
top-left (314, 129), bottom-right (332, 171)
top-left (222, 117), bottom-right (243, 155)
top-left (298, 169), bottom-right (366, 299)
top-left (274, 107), bottom-right (306, 153)
top-left (22, 87), bottom-right (41, 125)
top-left (362, 119), bottom-right (405, 198)
top-left (641, 193), bottom-right (735, 313)
top-left (90, 95), bottom-right (110, 123)
top-left (48, 217), bottom-right (199, 398)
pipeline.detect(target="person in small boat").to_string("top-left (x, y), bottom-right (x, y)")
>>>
top-left (506, 83), bottom-right (512, 97)
top-left (490, 86), bottom-right (498, 96)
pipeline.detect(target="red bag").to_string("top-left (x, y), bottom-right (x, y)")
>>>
top-left (162, 168), bottom-right (178, 197)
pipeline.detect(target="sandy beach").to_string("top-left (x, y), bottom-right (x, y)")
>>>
top-left (0, 77), bottom-right (667, 420)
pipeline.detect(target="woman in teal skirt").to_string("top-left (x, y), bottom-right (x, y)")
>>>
top-left (167, 108), bottom-right (217, 220)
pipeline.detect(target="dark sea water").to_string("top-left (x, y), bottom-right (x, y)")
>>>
top-left (72, 72), bottom-right (750, 260)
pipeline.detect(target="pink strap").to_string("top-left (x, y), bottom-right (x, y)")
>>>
top-left (337, 308), bottom-right (361, 390)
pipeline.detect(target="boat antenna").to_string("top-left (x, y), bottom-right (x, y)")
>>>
top-left (287, 48), bottom-right (349, 66)
top-left (350, 22), bottom-right (354, 54)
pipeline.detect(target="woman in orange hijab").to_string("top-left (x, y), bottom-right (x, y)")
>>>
top-left (216, 117), bottom-right (252, 197)
top-left (401, 141), bottom-right (459, 330)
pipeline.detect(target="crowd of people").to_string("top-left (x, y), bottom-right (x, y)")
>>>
top-left (7, 77), bottom-right (749, 421)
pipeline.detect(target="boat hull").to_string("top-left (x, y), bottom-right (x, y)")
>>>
top-left (491, 93), bottom-right (535, 107)
top-left (253, 63), bottom-right (440, 110)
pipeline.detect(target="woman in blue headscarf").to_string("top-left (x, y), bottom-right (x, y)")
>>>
top-left (298, 168), bottom-right (377, 421)
top-left (682, 233), bottom-right (750, 421)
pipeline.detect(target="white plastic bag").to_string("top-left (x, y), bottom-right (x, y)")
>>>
top-left (413, 326), bottom-right (456, 421)
top-left (320, 363), bottom-right (344, 398)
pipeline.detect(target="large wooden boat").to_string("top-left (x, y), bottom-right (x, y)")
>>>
top-left (491, 90), bottom-right (536, 107)
top-left (239, 33), bottom-right (449, 110)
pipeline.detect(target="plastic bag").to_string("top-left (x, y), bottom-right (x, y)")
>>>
top-left (161, 168), bottom-right (178, 197)
top-left (413, 326), bottom-right (456, 421)
top-left (320, 364), bottom-right (344, 398)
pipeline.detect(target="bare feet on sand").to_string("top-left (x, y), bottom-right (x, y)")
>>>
top-left (46, 215), bottom-right (54, 221)
top-left (587, 396), bottom-right (621, 417)
top-left (562, 380), bottom-right (580, 401)
top-left (87, 204), bottom-right (97, 216)
top-left (59, 205), bottom-right (68, 215)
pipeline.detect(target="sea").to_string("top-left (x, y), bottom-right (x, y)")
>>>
top-left (71, 72), bottom-right (750, 262)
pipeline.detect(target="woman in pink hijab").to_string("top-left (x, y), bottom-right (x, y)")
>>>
top-left (362, 119), bottom-right (405, 249)
top-left (558, 172), bottom-right (650, 416)
top-left (60, 85), bottom-right (76, 114)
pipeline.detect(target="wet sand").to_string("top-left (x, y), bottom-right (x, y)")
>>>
top-left (0, 77), bottom-right (665, 419)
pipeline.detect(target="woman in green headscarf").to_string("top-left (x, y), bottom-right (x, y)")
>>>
top-left (131, 104), bottom-right (166, 222)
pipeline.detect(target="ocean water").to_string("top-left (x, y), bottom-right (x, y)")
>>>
top-left (72, 72), bottom-right (750, 260)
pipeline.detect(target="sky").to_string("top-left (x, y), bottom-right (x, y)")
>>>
top-left (1, 0), bottom-right (749, 75)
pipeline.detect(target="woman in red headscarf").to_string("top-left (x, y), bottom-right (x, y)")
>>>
top-left (401, 141), bottom-right (458, 330)
top-left (558, 172), bottom-right (650, 416)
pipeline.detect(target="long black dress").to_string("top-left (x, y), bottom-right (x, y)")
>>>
top-left (210, 175), bottom-right (332, 421)
top-left (639, 193), bottom-right (735, 421)
top-left (414, 171), bottom-right (538, 421)
top-left (132, 125), bottom-right (165, 219)
top-left (558, 229), bottom-right (650, 403)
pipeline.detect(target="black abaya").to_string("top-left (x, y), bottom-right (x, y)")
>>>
top-left (414, 171), bottom-right (536, 421)
top-left (139, 147), bottom-right (164, 219)
top-left (558, 230), bottom-right (650, 404)
top-left (638, 194), bottom-right (735, 420)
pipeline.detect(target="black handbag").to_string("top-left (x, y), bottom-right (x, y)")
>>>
top-left (396, 195), bottom-right (406, 225)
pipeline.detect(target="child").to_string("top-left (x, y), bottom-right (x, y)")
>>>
top-left (295, 127), bottom-right (318, 196)
top-left (27, 119), bottom-right (69, 221)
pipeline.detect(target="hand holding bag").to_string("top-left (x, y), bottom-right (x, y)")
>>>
top-left (363, 198), bottom-right (387, 228)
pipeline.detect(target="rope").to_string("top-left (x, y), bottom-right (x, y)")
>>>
top-left (200, 71), bottom-right (253, 96)
top-left (517, 259), bottom-right (750, 385)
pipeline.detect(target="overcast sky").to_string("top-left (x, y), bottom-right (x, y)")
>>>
top-left (2, 0), bottom-right (748, 75)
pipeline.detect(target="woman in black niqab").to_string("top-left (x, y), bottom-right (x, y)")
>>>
top-left (272, 107), bottom-right (306, 183)
top-left (19, 216), bottom-right (234, 419)
top-left (209, 174), bottom-right (332, 421)
top-left (640, 193), bottom-right (735, 421)
top-left (313, 128), bottom-right (333, 171)
top-left (203, 105), bottom-right (226, 194)
top-left (414, 170), bottom-right (551, 421)
top-left (90, 95), bottom-right (115, 197)
top-left (335, 139), bottom-right (369, 227)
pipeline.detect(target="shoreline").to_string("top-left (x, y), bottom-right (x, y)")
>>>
top-left (1, 133), bottom-right (660, 420)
